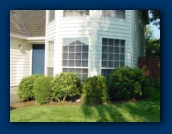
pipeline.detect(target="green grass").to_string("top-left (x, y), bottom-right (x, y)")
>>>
top-left (10, 100), bottom-right (160, 122)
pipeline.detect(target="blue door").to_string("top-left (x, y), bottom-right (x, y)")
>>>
top-left (32, 45), bottom-right (45, 74)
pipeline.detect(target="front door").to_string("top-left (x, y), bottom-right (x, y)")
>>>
top-left (32, 44), bottom-right (45, 74)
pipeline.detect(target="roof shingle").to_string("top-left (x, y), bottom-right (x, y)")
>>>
top-left (10, 10), bottom-right (45, 37)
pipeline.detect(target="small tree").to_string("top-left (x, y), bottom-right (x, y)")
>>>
top-left (51, 72), bottom-right (81, 102)
top-left (145, 26), bottom-right (160, 56)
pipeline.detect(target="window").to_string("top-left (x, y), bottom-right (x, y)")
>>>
top-left (47, 41), bottom-right (54, 76)
top-left (64, 10), bottom-right (89, 17)
top-left (48, 10), bottom-right (55, 22)
top-left (102, 10), bottom-right (125, 19)
top-left (62, 37), bottom-right (89, 82)
top-left (48, 41), bottom-right (54, 66)
top-left (101, 38), bottom-right (125, 77)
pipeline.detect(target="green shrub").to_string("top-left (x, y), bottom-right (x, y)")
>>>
top-left (51, 72), bottom-right (81, 102)
top-left (145, 87), bottom-right (160, 101)
top-left (142, 78), bottom-right (160, 100)
top-left (82, 76), bottom-right (109, 104)
top-left (17, 74), bottom-right (43, 102)
top-left (34, 76), bottom-right (53, 104)
top-left (109, 67), bottom-right (146, 100)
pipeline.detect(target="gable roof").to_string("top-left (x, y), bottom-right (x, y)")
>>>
top-left (10, 10), bottom-right (45, 37)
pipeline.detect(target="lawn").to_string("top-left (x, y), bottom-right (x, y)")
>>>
top-left (10, 100), bottom-right (160, 122)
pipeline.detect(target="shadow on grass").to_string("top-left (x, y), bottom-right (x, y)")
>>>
top-left (81, 100), bottom-right (160, 122)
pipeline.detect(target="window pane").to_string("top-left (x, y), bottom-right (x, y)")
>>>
top-left (115, 40), bottom-right (120, 46)
top-left (77, 74), bottom-right (82, 79)
top-left (75, 46), bottom-right (82, 52)
top-left (69, 46), bottom-right (75, 52)
top-left (120, 61), bottom-right (125, 67)
top-left (108, 46), bottom-right (113, 53)
top-left (121, 47), bottom-right (125, 53)
top-left (85, 10), bottom-right (89, 16)
top-left (64, 10), bottom-right (89, 17)
top-left (109, 39), bottom-right (113, 45)
top-left (102, 61), bottom-right (107, 67)
top-left (102, 46), bottom-right (107, 52)
top-left (82, 45), bottom-right (88, 52)
top-left (108, 61), bottom-right (113, 67)
top-left (63, 46), bottom-right (68, 52)
top-left (49, 10), bottom-right (55, 22)
top-left (102, 53), bottom-right (107, 60)
top-left (63, 68), bottom-right (68, 72)
top-left (82, 69), bottom-right (88, 73)
top-left (76, 69), bottom-right (81, 73)
top-left (47, 67), bottom-right (54, 76)
top-left (115, 47), bottom-right (119, 53)
top-left (75, 53), bottom-right (81, 59)
top-left (108, 54), bottom-right (113, 60)
top-left (121, 40), bottom-right (125, 46)
top-left (101, 69), bottom-right (106, 76)
top-left (116, 10), bottom-right (125, 19)
top-left (120, 54), bottom-right (125, 60)
top-left (69, 53), bottom-right (74, 59)
top-left (69, 68), bottom-right (75, 72)
top-left (75, 60), bottom-right (81, 67)
top-left (63, 53), bottom-right (68, 59)
top-left (114, 61), bottom-right (119, 67)
top-left (82, 60), bottom-right (88, 67)
top-left (82, 53), bottom-right (88, 59)
top-left (102, 38), bottom-right (108, 45)
top-left (82, 74), bottom-right (88, 80)
top-left (114, 54), bottom-right (119, 60)
top-left (69, 60), bottom-right (74, 66)
top-left (63, 60), bottom-right (68, 66)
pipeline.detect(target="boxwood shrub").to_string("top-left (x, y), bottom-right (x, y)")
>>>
top-left (34, 76), bottom-right (53, 104)
top-left (17, 74), bottom-right (43, 102)
top-left (51, 72), bottom-right (81, 102)
top-left (82, 76), bottom-right (109, 104)
top-left (109, 67), bottom-right (146, 100)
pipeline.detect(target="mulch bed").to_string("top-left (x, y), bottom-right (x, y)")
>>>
top-left (10, 101), bottom-right (83, 110)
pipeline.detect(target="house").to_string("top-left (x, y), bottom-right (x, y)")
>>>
top-left (10, 10), bottom-right (149, 91)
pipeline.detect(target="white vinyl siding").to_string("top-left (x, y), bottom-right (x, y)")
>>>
top-left (132, 10), bottom-right (146, 67)
top-left (45, 10), bottom-right (145, 77)
top-left (10, 37), bottom-right (32, 87)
